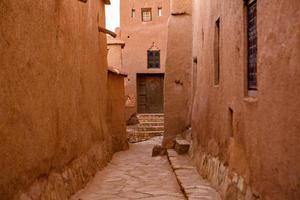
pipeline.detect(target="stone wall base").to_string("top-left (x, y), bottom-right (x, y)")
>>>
top-left (195, 153), bottom-right (261, 200)
top-left (14, 142), bottom-right (112, 200)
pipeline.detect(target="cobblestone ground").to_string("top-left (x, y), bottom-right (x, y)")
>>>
top-left (71, 137), bottom-right (185, 200)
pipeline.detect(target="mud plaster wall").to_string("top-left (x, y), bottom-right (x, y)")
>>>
top-left (120, 0), bottom-right (170, 119)
top-left (162, 0), bottom-right (193, 148)
top-left (107, 44), bottom-right (123, 70)
top-left (191, 0), bottom-right (300, 199)
top-left (107, 72), bottom-right (129, 153)
top-left (107, 32), bottom-right (125, 70)
top-left (0, 0), bottom-right (113, 199)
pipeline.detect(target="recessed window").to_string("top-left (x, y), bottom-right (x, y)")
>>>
top-left (131, 9), bottom-right (136, 18)
top-left (246, 0), bottom-right (257, 91)
top-left (158, 7), bottom-right (162, 16)
top-left (147, 50), bottom-right (160, 68)
top-left (214, 18), bottom-right (221, 85)
top-left (142, 8), bottom-right (152, 22)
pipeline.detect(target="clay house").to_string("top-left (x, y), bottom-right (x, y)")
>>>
top-left (162, 0), bottom-right (193, 148)
top-left (0, 0), bottom-right (128, 199)
top-left (120, 0), bottom-right (170, 119)
top-left (163, 0), bottom-right (300, 199)
top-left (107, 28), bottom-right (125, 70)
top-left (106, 31), bottom-right (129, 152)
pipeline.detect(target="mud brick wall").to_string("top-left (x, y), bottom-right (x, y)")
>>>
top-left (0, 0), bottom-right (115, 199)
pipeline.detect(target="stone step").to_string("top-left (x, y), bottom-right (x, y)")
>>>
top-left (137, 126), bottom-right (164, 132)
top-left (137, 113), bottom-right (164, 117)
top-left (138, 119), bottom-right (164, 123)
top-left (138, 122), bottom-right (164, 127)
top-left (175, 139), bottom-right (190, 155)
top-left (137, 114), bottom-right (164, 120)
top-left (130, 130), bottom-right (164, 136)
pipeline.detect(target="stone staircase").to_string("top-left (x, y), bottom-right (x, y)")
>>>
top-left (127, 113), bottom-right (164, 143)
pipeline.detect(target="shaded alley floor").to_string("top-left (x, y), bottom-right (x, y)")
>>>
top-left (71, 137), bottom-right (185, 200)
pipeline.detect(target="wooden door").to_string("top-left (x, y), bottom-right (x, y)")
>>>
top-left (137, 74), bottom-right (164, 113)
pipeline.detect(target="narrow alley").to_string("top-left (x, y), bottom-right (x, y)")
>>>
top-left (71, 136), bottom-right (221, 200)
top-left (1, 0), bottom-right (300, 200)
top-left (70, 137), bottom-right (185, 200)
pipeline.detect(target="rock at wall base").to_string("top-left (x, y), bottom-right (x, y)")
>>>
top-left (126, 113), bottom-right (140, 125)
top-left (175, 139), bottom-right (190, 154)
top-left (152, 145), bottom-right (167, 157)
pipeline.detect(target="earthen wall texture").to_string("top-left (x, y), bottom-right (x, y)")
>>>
top-left (107, 45), bottom-right (123, 69)
top-left (120, 0), bottom-right (170, 118)
top-left (191, 0), bottom-right (300, 199)
top-left (162, 0), bottom-right (193, 148)
top-left (107, 72), bottom-right (129, 152)
top-left (0, 0), bottom-right (117, 199)
top-left (107, 33), bottom-right (125, 70)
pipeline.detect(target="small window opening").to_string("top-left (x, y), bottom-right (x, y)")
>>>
top-left (142, 8), bottom-right (152, 22)
top-left (214, 17), bottom-right (221, 85)
top-left (246, 0), bottom-right (257, 92)
top-left (147, 50), bottom-right (160, 69)
top-left (158, 7), bottom-right (162, 16)
top-left (131, 9), bottom-right (136, 18)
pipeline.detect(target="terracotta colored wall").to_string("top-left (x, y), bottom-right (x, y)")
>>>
top-left (107, 72), bottom-right (129, 152)
top-left (107, 30), bottom-right (125, 70)
top-left (0, 0), bottom-right (114, 199)
top-left (191, 0), bottom-right (300, 199)
top-left (120, 0), bottom-right (170, 118)
top-left (162, 0), bottom-right (193, 148)
top-left (107, 44), bottom-right (123, 69)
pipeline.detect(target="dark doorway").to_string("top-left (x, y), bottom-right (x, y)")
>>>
top-left (137, 74), bottom-right (164, 113)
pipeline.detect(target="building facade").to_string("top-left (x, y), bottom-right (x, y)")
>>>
top-left (0, 0), bottom-right (128, 199)
top-left (163, 0), bottom-right (300, 199)
top-left (162, 0), bottom-right (193, 148)
top-left (120, 0), bottom-right (170, 119)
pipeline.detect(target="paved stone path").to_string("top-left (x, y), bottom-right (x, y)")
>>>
top-left (167, 150), bottom-right (221, 200)
top-left (71, 137), bottom-right (185, 200)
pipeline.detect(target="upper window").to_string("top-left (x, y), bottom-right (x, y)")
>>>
top-left (131, 9), bottom-right (136, 18)
top-left (142, 8), bottom-right (152, 22)
top-left (147, 50), bottom-right (160, 69)
top-left (246, 0), bottom-right (257, 91)
top-left (158, 7), bottom-right (162, 16)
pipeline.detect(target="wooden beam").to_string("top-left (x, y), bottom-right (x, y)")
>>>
top-left (98, 26), bottom-right (117, 38)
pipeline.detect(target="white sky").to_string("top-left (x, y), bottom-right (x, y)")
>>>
top-left (105, 0), bottom-right (120, 31)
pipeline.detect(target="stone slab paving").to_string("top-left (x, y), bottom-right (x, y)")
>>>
top-left (167, 149), bottom-right (222, 200)
top-left (71, 137), bottom-right (185, 200)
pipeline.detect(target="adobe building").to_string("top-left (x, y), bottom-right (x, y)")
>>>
top-left (120, 0), bottom-right (170, 118)
top-left (162, 0), bottom-right (193, 148)
top-left (107, 31), bottom-right (129, 152)
top-left (107, 67), bottom-right (129, 153)
top-left (0, 0), bottom-right (127, 199)
top-left (107, 28), bottom-right (125, 70)
top-left (163, 0), bottom-right (300, 199)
